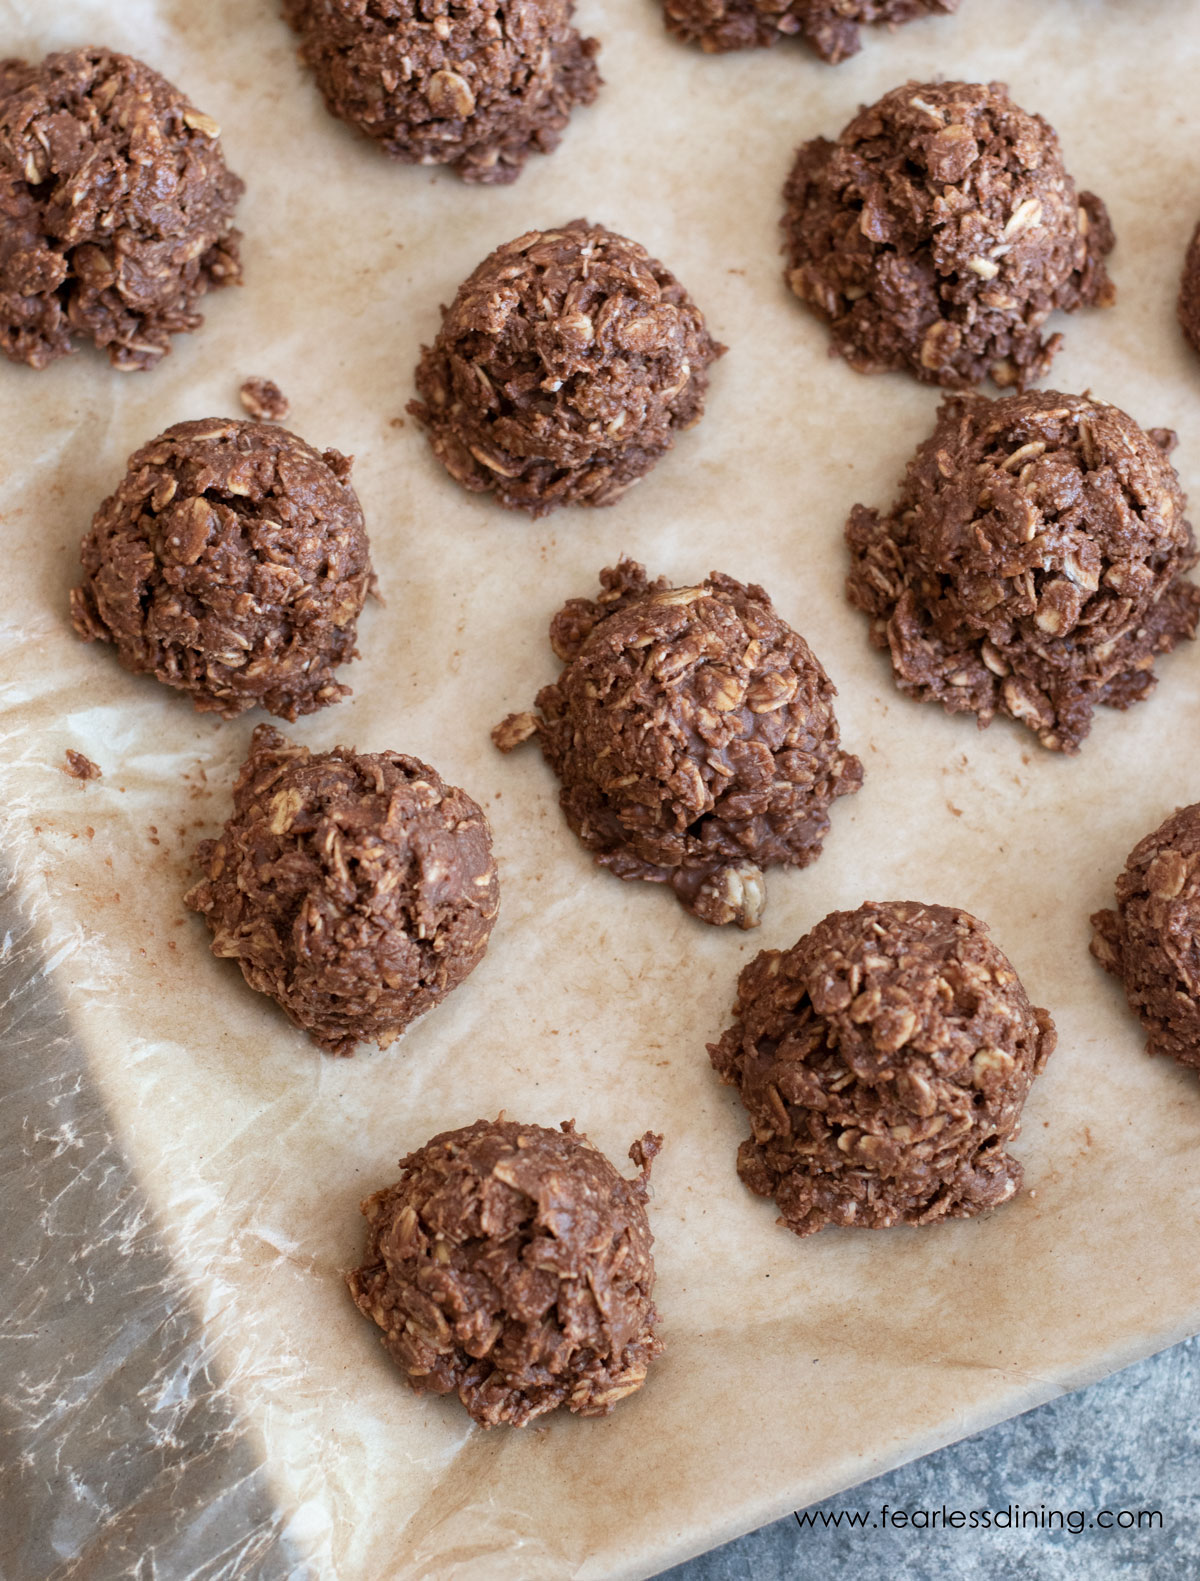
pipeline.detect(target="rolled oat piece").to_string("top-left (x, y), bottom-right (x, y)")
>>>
top-left (782, 80), bottom-right (1114, 389)
top-left (284, 0), bottom-right (599, 185)
top-left (410, 221), bottom-right (724, 515)
top-left (70, 418), bottom-right (374, 720)
top-left (0, 46), bottom-right (242, 370)
top-left (186, 725), bottom-right (500, 1056)
top-left (710, 900), bottom-right (1056, 1237)
top-left (1091, 804), bottom-right (1200, 1076)
top-left (493, 559), bottom-right (861, 926)
top-left (348, 1119), bottom-right (662, 1427)
top-left (846, 390), bottom-right (1200, 752)
top-left (662, 0), bottom-right (957, 61)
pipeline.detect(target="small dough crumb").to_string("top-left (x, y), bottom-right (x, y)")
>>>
top-left (846, 390), bottom-right (1200, 752)
top-left (782, 80), bottom-right (1114, 389)
top-left (494, 559), bottom-right (861, 925)
top-left (1091, 803), bottom-right (1200, 1075)
top-left (63, 749), bottom-right (101, 781)
top-left (239, 377), bottom-right (290, 422)
top-left (710, 900), bottom-right (1056, 1236)
top-left (347, 1118), bottom-right (662, 1426)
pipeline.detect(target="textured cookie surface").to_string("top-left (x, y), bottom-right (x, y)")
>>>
top-left (70, 418), bottom-right (374, 720)
top-left (1179, 221), bottom-right (1200, 361)
top-left (846, 390), bottom-right (1199, 751)
top-left (782, 80), bottom-right (1113, 389)
top-left (284, 0), bottom-right (599, 184)
top-left (1092, 803), bottom-right (1200, 1075)
top-left (0, 46), bottom-right (242, 369)
top-left (662, 0), bottom-right (957, 61)
top-left (411, 221), bottom-right (724, 515)
top-left (186, 725), bottom-right (499, 1054)
top-left (348, 1119), bottom-right (662, 1426)
top-left (710, 901), bottom-right (1056, 1236)
top-left (494, 559), bottom-right (861, 925)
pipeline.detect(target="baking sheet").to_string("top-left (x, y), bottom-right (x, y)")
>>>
top-left (4, 0), bottom-right (1200, 1576)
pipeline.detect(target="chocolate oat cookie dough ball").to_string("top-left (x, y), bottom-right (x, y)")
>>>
top-left (1178, 223), bottom-right (1200, 360)
top-left (710, 901), bottom-right (1056, 1237)
top-left (782, 80), bottom-right (1114, 389)
top-left (284, 0), bottom-right (599, 185)
top-left (846, 391), bottom-right (1200, 752)
top-left (410, 221), bottom-right (724, 515)
top-left (1092, 804), bottom-right (1200, 1076)
top-left (493, 560), bottom-right (861, 927)
top-left (347, 1119), bottom-right (663, 1427)
top-left (0, 47), bottom-right (242, 370)
top-left (70, 419), bottom-right (375, 719)
top-left (662, 0), bottom-right (956, 62)
top-left (185, 725), bottom-right (499, 1055)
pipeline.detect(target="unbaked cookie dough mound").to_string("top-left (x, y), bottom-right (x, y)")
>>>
top-left (662, 0), bottom-right (957, 62)
top-left (1178, 222), bottom-right (1200, 360)
top-left (1091, 804), bottom-right (1200, 1075)
top-left (186, 725), bottom-right (500, 1055)
top-left (411, 221), bottom-right (725, 515)
top-left (348, 1119), bottom-right (663, 1427)
top-left (846, 391), bottom-right (1200, 753)
top-left (493, 559), bottom-right (862, 927)
top-left (710, 901), bottom-right (1056, 1237)
top-left (782, 80), bottom-right (1114, 389)
top-left (0, 47), bottom-right (242, 370)
top-left (70, 418), bottom-right (375, 720)
top-left (284, 0), bottom-right (599, 185)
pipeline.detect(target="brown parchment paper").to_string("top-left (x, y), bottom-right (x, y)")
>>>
top-left (4, 0), bottom-right (1200, 1575)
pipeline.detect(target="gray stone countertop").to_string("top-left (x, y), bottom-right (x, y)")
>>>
top-left (655, 1335), bottom-right (1200, 1580)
